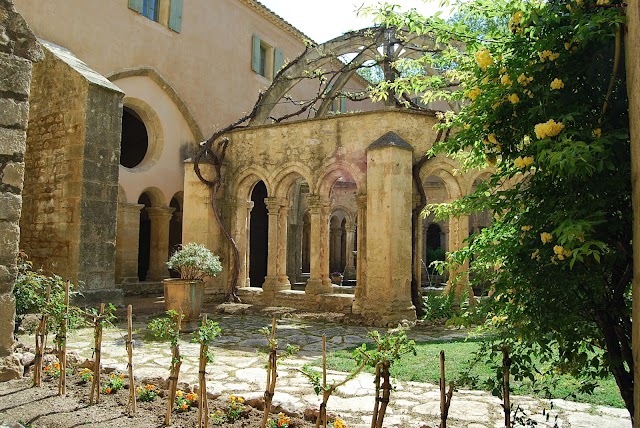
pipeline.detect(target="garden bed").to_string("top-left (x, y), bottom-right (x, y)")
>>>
top-left (0, 374), bottom-right (316, 428)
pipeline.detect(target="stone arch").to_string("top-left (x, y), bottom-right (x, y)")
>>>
top-left (108, 66), bottom-right (204, 141)
top-left (272, 164), bottom-right (313, 199)
top-left (466, 171), bottom-right (493, 196)
top-left (315, 162), bottom-right (362, 198)
top-left (234, 167), bottom-right (271, 201)
top-left (137, 186), bottom-right (166, 207)
top-left (419, 160), bottom-right (463, 202)
top-left (331, 204), bottom-right (355, 226)
top-left (121, 97), bottom-right (164, 172)
top-left (169, 191), bottom-right (184, 266)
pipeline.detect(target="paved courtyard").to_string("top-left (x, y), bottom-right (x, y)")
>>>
top-left (17, 299), bottom-right (632, 428)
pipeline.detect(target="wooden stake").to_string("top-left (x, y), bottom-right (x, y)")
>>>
top-left (165, 310), bottom-right (182, 426)
top-left (439, 350), bottom-right (453, 428)
top-left (262, 317), bottom-right (277, 428)
top-left (126, 304), bottom-right (136, 416)
top-left (503, 347), bottom-right (511, 428)
top-left (90, 303), bottom-right (105, 404)
top-left (33, 285), bottom-right (50, 387)
top-left (198, 314), bottom-right (209, 428)
top-left (58, 280), bottom-right (69, 396)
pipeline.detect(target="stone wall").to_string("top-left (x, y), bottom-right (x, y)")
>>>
top-left (20, 40), bottom-right (124, 300)
top-left (0, 0), bottom-right (42, 357)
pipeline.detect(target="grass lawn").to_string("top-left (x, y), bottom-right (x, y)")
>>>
top-left (319, 339), bottom-right (625, 408)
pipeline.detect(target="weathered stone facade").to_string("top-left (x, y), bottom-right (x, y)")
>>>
top-left (20, 41), bottom-right (124, 300)
top-left (0, 0), bottom-right (42, 356)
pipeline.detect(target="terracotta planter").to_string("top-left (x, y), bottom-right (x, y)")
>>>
top-left (163, 278), bottom-right (204, 331)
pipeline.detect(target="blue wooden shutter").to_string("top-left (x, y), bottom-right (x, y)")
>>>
top-left (273, 48), bottom-right (283, 76)
top-left (128, 0), bottom-right (143, 13)
top-left (252, 34), bottom-right (261, 73)
top-left (340, 97), bottom-right (347, 113)
top-left (168, 0), bottom-right (183, 33)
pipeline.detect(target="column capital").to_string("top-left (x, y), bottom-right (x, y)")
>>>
top-left (146, 206), bottom-right (176, 219)
top-left (345, 225), bottom-right (357, 233)
top-left (307, 194), bottom-right (321, 208)
top-left (264, 197), bottom-right (280, 213)
top-left (119, 203), bottom-right (145, 213)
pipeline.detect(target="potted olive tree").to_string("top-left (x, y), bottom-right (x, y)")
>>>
top-left (164, 243), bottom-right (222, 331)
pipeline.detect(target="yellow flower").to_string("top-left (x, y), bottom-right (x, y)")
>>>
top-left (475, 49), bottom-right (494, 70)
top-left (534, 119), bottom-right (565, 139)
top-left (593, 128), bottom-right (602, 138)
top-left (521, 225), bottom-right (532, 231)
top-left (553, 245), bottom-right (572, 260)
top-left (334, 419), bottom-right (347, 428)
top-left (176, 390), bottom-right (184, 397)
top-left (531, 249), bottom-right (540, 260)
top-left (540, 232), bottom-right (553, 244)
top-left (500, 74), bottom-right (512, 87)
top-left (513, 156), bottom-right (534, 169)
top-left (517, 73), bottom-right (533, 86)
top-left (550, 78), bottom-right (565, 90)
top-left (509, 10), bottom-right (524, 33)
top-left (488, 133), bottom-right (498, 144)
top-left (564, 42), bottom-right (571, 50)
top-left (146, 384), bottom-right (155, 390)
top-left (538, 50), bottom-right (559, 62)
top-left (597, 0), bottom-right (609, 4)
top-left (237, 396), bottom-right (245, 403)
top-left (467, 86), bottom-right (482, 101)
top-left (508, 93), bottom-right (520, 104)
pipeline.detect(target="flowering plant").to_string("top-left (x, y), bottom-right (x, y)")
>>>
top-left (332, 419), bottom-right (347, 428)
top-left (43, 361), bottom-right (62, 378)
top-left (266, 412), bottom-right (291, 428)
top-left (78, 368), bottom-right (93, 384)
top-left (136, 384), bottom-right (159, 402)
top-left (175, 390), bottom-right (198, 412)
top-left (102, 373), bottom-right (125, 394)
top-left (330, 271), bottom-right (343, 277)
top-left (166, 242), bottom-right (222, 281)
top-left (211, 395), bottom-right (246, 424)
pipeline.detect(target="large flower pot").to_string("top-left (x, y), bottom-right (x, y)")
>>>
top-left (163, 278), bottom-right (205, 331)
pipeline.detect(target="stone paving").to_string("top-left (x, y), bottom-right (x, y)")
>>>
top-left (18, 304), bottom-right (632, 428)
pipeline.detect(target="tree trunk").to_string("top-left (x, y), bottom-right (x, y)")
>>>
top-left (625, 2), bottom-right (640, 424)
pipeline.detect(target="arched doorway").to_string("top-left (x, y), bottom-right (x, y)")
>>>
top-left (168, 193), bottom-right (183, 278)
top-left (249, 181), bottom-right (268, 287)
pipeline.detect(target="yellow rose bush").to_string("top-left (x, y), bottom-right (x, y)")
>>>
top-left (369, 0), bottom-right (632, 414)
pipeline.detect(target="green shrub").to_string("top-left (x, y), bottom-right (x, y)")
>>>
top-left (166, 243), bottom-right (222, 281)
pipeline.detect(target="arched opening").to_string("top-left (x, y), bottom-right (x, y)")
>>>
top-left (249, 181), bottom-right (268, 287)
top-left (168, 194), bottom-right (183, 278)
top-left (329, 212), bottom-right (347, 274)
top-left (137, 192), bottom-right (152, 281)
top-left (120, 107), bottom-right (149, 168)
top-left (422, 175), bottom-right (449, 285)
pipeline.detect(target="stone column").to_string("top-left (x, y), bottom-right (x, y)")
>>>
top-left (359, 132), bottom-right (417, 325)
top-left (320, 202), bottom-right (332, 287)
top-left (262, 197), bottom-right (282, 291)
top-left (244, 201), bottom-right (254, 287)
top-left (146, 206), bottom-right (175, 281)
top-left (343, 224), bottom-right (356, 280)
top-left (305, 196), bottom-right (331, 294)
top-left (276, 201), bottom-right (291, 288)
top-left (115, 203), bottom-right (144, 283)
top-left (352, 194), bottom-right (367, 313)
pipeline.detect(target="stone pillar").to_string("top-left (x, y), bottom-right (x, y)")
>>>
top-left (263, 197), bottom-right (284, 291)
top-left (146, 206), bottom-right (175, 281)
top-left (343, 224), bottom-right (356, 280)
top-left (276, 201), bottom-right (291, 288)
top-left (305, 196), bottom-right (331, 294)
top-left (359, 132), bottom-right (417, 325)
top-left (320, 202), bottom-right (332, 287)
top-left (352, 194), bottom-right (367, 313)
top-left (243, 201), bottom-right (254, 287)
top-left (0, 0), bottom-right (43, 358)
top-left (115, 203), bottom-right (144, 283)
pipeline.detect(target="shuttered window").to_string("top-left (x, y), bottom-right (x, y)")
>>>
top-left (252, 35), bottom-right (284, 79)
top-left (274, 48), bottom-right (283, 76)
top-left (168, 0), bottom-right (183, 32)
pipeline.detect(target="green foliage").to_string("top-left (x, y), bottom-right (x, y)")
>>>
top-left (148, 310), bottom-right (183, 346)
top-left (211, 395), bottom-right (246, 424)
top-left (191, 318), bottom-right (221, 363)
top-left (354, 329), bottom-right (416, 369)
top-left (102, 373), bottom-right (125, 394)
top-left (368, 0), bottom-right (632, 411)
top-left (78, 368), bottom-right (93, 384)
top-left (136, 384), bottom-right (159, 402)
top-left (175, 390), bottom-right (198, 412)
top-left (166, 242), bottom-right (222, 281)
top-left (266, 412), bottom-right (290, 428)
top-left (422, 290), bottom-right (456, 322)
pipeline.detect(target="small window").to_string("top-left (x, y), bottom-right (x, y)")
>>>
top-left (129, 0), bottom-right (182, 32)
top-left (252, 35), bottom-right (282, 79)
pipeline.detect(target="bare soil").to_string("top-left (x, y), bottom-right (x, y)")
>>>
top-left (0, 373), bottom-right (316, 428)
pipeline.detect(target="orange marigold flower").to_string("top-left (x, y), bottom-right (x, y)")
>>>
top-left (105, 387), bottom-right (112, 394)
top-left (146, 384), bottom-right (155, 390)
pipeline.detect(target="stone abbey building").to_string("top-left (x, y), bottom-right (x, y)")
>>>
top-left (0, 0), bottom-right (493, 357)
